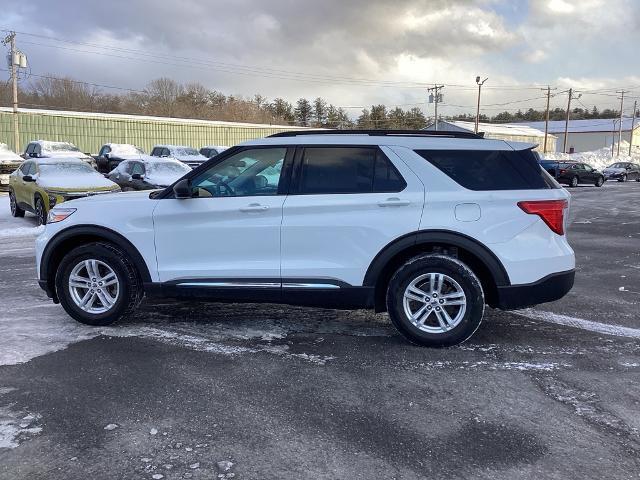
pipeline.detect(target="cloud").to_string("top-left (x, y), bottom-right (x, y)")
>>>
top-left (2, 0), bottom-right (639, 115)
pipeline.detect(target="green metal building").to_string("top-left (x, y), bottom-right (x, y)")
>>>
top-left (0, 107), bottom-right (306, 154)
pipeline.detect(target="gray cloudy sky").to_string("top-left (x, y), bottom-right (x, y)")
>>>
top-left (3, 0), bottom-right (640, 117)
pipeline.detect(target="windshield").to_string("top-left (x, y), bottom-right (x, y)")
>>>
top-left (111, 144), bottom-right (145, 155)
top-left (172, 147), bottom-right (201, 157)
top-left (40, 162), bottom-right (96, 175)
top-left (146, 161), bottom-right (191, 176)
top-left (608, 163), bottom-right (628, 168)
top-left (42, 142), bottom-right (81, 153)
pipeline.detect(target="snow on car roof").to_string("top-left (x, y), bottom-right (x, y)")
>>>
top-left (34, 157), bottom-right (89, 165)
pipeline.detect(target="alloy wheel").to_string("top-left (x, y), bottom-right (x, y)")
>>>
top-left (35, 199), bottom-right (46, 226)
top-left (68, 259), bottom-right (120, 314)
top-left (402, 272), bottom-right (467, 334)
top-left (9, 191), bottom-right (16, 215)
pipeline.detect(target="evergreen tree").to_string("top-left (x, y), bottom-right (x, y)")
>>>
top-left (294, 98), bottom-right (313, 126)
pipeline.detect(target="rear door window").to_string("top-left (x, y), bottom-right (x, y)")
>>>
top-left (297, 147), bottom-right (406, 194)
top-left (415, 149), bottom-right (554, 190)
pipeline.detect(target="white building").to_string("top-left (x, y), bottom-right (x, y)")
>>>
top-left (511, 118), bottom-right (640, 153)
top-left (424, 120), bottom-right (555, 152)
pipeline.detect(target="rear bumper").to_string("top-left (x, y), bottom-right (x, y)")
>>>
top-left (495, 269), bottom-right (574, 310)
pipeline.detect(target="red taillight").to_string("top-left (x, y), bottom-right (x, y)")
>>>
top-left (518, 200), bottom-right (567, 235)
top-left (559, 169), bottom-right (566, 174)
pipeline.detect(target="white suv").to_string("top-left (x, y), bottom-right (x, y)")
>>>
top-left (36, 130), bottom-right (575, 347)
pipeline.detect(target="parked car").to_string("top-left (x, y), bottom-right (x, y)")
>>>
top-left (199, 145), bottom-right (229, 158)
top-left (540, 160), bottom-right (605, 187)
top-left (96, 143), bottom-right (147, 173)
top-left (602, 162), bottom-right (640, 182)
top-left (0, 143), bottom-right (23, 191)
top-left (9, 158), bottom-right (120, 225)
top-left (108, 158), bottom-right (192, 191)
top-left (37, 130), bottom-right (575, 347)
top-left (23, 140), bottom-right (97, 169)
top-left (150, 145), bottom-right (207, 169)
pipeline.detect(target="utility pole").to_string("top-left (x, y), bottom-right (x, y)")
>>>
top-left (563, 88), bottom-right (581, 153)
top-left (2, 32), bottom-right (19, 152)
top-left (540, 86), bottom-right (556, 154)
top-left (427, 85), bottom-right (444, 130)
top-left (617, 90), bottom-right (626, 156)
top-left (629, 100), bottom-right (637, 156)
top-left (475, 76), bottom-right (488, 134)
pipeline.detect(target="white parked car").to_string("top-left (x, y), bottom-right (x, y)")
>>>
top-left (36, 130), bottom-right (575, 347)
top-left (23, 140), bottom-right (96, 169)
top-left (150, 144), bottom-right (207, 169)
top-left (107, 158), bottom-right (192, 191)
top-left (0, 143), bottom-right (23, 190)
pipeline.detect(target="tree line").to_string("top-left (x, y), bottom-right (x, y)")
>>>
top-left (0, 75), bottom-right (627, 129)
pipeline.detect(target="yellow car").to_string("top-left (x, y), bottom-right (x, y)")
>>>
top-left (8, 157), bottom-right (120, 225)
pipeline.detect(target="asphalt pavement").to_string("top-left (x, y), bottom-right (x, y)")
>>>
top-left (0, 183), bottom-right (638, 480)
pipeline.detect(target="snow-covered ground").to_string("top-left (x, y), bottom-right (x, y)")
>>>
top-left (543, 141), bottom-right (640, 170)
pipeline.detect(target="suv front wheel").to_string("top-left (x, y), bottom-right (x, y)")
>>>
top-left (55, 242), bottom-right (143, 326)
top-left (386, 254), bottom-right (485, 347)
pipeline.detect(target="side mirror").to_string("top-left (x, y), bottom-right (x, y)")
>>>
top-left (104, 153), bottom-right (110, 159)
top-left (23, 175), bottom-right (35, 182)
top-left (131, 173), bottom-right (143, 180)
top-left (103, 173), bottom-right (110, 178)
top-left (173, 178), bottom-right (192, 199)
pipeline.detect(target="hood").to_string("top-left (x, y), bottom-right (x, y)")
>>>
top-left (0, 153), bottom-right (22, 163)
top-left (171, 154), bottom-right (207, 162)
top-left (45, 152), bottom-right (92, 160)
top-left (38, 173), bottom-right (118, 191)
top-left (111, 153), bottom-right (156, 162)
top-left (64, 189), bottom-right (152, 206)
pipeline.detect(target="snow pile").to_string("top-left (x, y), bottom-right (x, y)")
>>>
top-left (543, 141), bottom-right (640, 171)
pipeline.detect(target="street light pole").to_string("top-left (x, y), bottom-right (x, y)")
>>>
top-left (475, 76), bottom-right (488, 134)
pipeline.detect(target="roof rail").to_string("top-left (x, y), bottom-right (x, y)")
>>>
top-left (267, 129), bottom-right (484, 139)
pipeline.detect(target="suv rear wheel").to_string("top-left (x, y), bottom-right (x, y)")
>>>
top-left (386, 254), bottom-right (485, 347)
top-left (55, 242), bottom-right (143, 326)
top-left (9, 189), bottom-right (25, 218)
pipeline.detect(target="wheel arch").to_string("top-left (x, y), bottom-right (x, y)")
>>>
top-left (363, 230), bottom-right (510, 312)
top-left (40, 225), bottom-right (152, 301)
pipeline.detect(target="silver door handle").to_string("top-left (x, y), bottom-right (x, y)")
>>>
top-left (378, 198), bottom-right (410, 207)
top-left (240, 204), bottom-right (269, 212)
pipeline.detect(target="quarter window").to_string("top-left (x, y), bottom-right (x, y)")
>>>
top-left (298, 147), bottom-right (405, 194)
top-left (415, 149), bottom-right (552, 191)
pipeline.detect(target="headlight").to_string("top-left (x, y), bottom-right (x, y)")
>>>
top-left (47, 208), bottom-right (76, 224)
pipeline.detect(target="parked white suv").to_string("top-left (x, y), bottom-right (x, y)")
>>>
top-left (36, 130), bottom-right (575, 347)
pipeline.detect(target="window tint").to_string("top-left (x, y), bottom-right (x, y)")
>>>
top-left (27, 163), bottom-right (37, 175)
top-left (19, 162), bottom-right (31, 174)
top-left (299, 147), bottom-right (374, 194)
top-left (374, 151), bottom-right (406, 192)
top-left (191, 147), bottom-right (286, 198)
top-left (297, 147), bottom-right (405, 194)
top-left (415, 149), bottom-right (553, 191)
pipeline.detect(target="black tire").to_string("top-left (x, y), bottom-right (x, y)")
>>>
top-left (9, 189), bottom-right (25, 217)
top-left (34, 196), bottom-right (47, 226)
top-left (595, 176), bottom-right (604, 187)
top-left (619, 174), bottom-right (627, 183)
top-left (569, 176), bottom-right (579, 188)
top-left (55, 242), bottom-right (143, 326)
top-left (635, 177), bottom-right (640, 182)
top-left (386, 254), bottom-right (485, 347)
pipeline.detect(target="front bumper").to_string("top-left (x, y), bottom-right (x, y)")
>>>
top-left (495, 269), bottom-right (575, 310)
